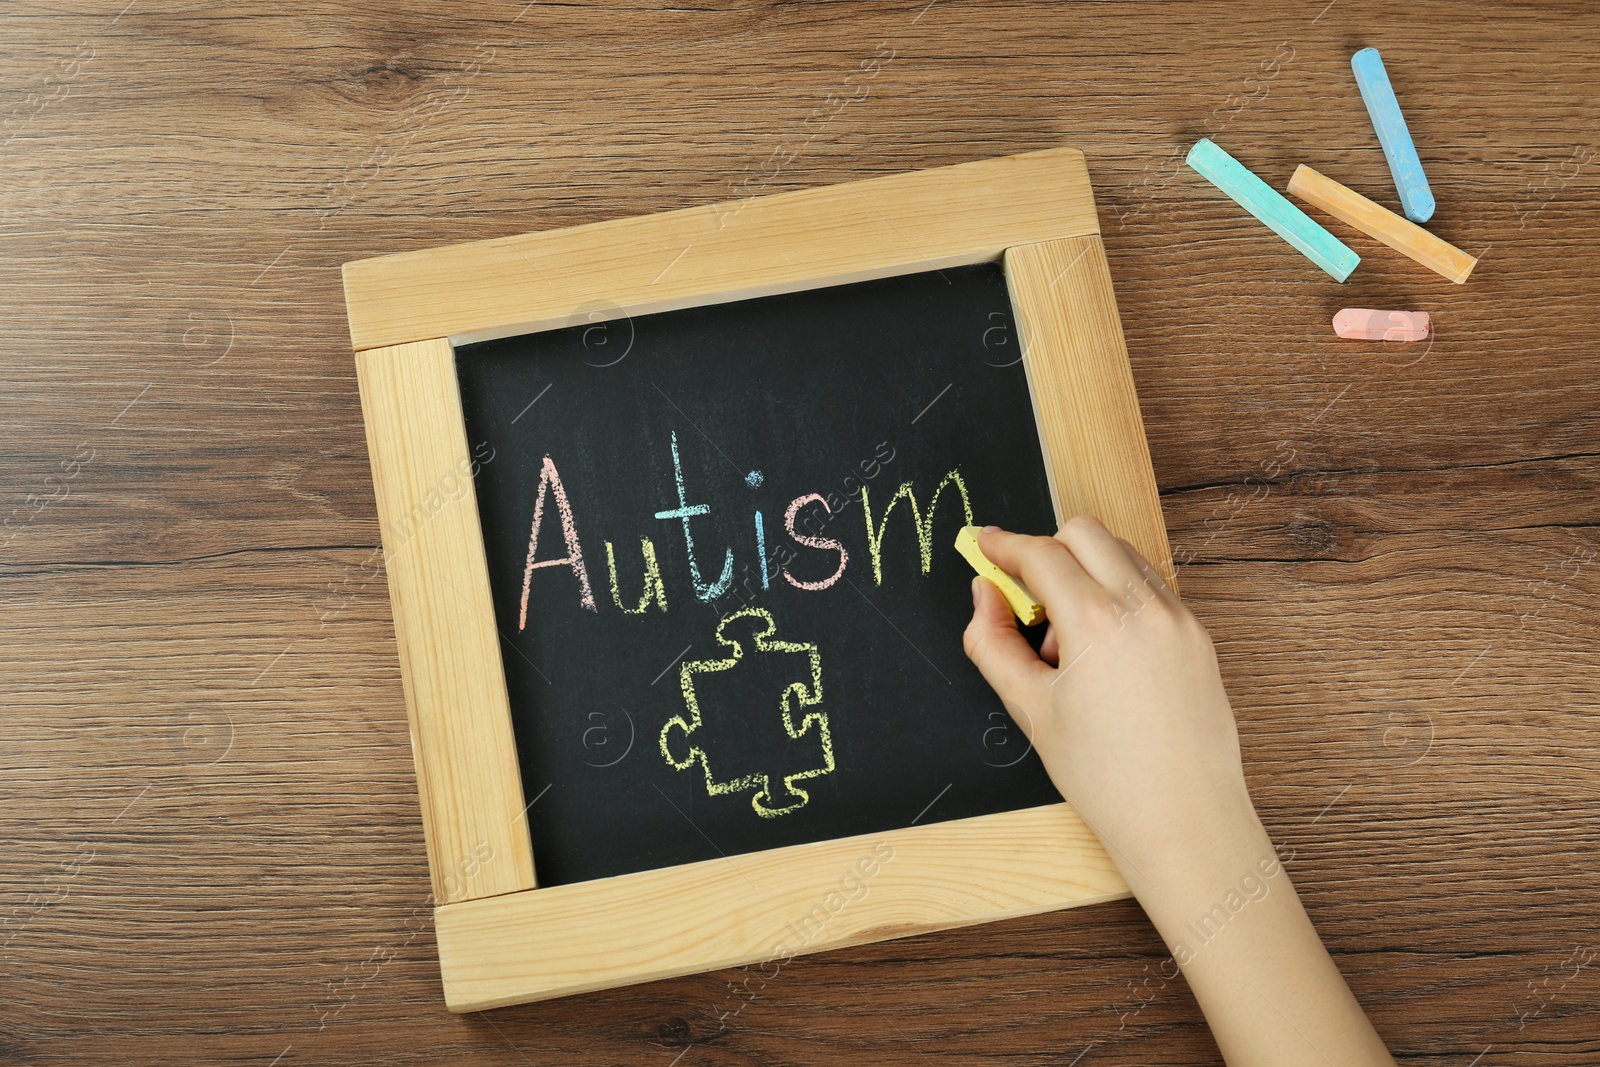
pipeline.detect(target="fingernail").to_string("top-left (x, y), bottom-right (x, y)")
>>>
top-left (982, 524), bottom-right (1000, 533)
top-left (971, 576), bottom-right (981, 605)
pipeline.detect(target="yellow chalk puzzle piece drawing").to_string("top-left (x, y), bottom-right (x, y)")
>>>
top-left (659, 607), bottom-right (833, 818)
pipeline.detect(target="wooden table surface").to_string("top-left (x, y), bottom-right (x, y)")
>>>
top-left (4, 1), bottom-right (1597, 1063)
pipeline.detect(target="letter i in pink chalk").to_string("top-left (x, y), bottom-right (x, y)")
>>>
top-left (1332, 308), bottom-right (1430, 341)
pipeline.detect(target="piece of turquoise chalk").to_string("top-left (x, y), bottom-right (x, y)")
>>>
top-left (1184, 138), bottom-right (1360, 282)
top-left (1351, 47), bottom-right (1435, 224)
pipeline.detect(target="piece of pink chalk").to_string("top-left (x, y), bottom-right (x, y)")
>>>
top-left (1333, 308), bottom-right (1430, 342)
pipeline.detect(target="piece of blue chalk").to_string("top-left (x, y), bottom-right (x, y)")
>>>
top-left (1351, 47), bottom-right (1435, 224)
top-left (1184, 138), bottom-right (1360, 282)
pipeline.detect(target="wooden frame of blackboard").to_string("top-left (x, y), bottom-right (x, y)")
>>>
top-left (343, 147), bottom-right (1174, 1012)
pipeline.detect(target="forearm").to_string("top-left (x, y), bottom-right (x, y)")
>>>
top-left (1124, 800), bottom-right (1396, 1067)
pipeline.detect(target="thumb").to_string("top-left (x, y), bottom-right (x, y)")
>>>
top-left (963, 577), bottom-right (1053, 737)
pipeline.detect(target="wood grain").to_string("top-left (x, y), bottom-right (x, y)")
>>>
top-left (437, 804), bottom-right (1126, 1011)
top-left (355, 338), bottom-right (536, 903)
top-left (1007, 235), bottom-right (1177, 587)
top-left (343, 146), bottom-right (1100, 350)
top-left (2, 0), bottom-right (1598, 1063)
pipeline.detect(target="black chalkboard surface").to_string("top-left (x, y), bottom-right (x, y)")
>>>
top-left (455, 263), bottom-right (1062, 887)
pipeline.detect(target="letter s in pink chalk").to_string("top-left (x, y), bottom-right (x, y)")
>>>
top-left (782, 494), bottom-right (848, 591)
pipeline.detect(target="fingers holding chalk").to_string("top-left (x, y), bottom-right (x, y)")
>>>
top-left (955, 526), bottom-right (1046, 626)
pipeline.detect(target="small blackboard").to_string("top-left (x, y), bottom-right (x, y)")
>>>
top-left (456, 263), bottom-right (1062, 887)
top-left (348, 147), bottom-right (1167, 1009)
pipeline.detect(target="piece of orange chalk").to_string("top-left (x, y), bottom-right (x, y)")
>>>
top-left (1287, 165), bottom-right (1477, 283)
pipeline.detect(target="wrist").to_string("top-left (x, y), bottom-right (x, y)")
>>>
top-left (1114, 779), bottom-right (1276, 923)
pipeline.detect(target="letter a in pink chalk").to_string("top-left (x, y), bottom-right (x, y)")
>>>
top-left (519, 454), bottom-right (596, 628)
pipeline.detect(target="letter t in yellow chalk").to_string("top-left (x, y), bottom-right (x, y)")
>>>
top-left (954, 526), bottom-right (1046, 626)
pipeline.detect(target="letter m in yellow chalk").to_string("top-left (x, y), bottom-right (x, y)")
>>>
top-left (861, 469), bottom-right (973, 585)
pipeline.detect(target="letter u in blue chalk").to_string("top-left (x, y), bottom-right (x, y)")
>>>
top-left (1185, 139), bottom-right (1360, 282)
top-left (1352, 47), bottom-right (1435, 224)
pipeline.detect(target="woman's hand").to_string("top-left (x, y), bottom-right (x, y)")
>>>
top-left (963, 516), bottom-right (1398, 1067)
top-left (961, 516), bottom-right (1255, 889)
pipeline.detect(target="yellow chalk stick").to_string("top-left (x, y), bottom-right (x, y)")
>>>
top-left (954, 526), bottom-right (1046, 626)
top-left (1287, 165), bottom-right (1477, 283)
